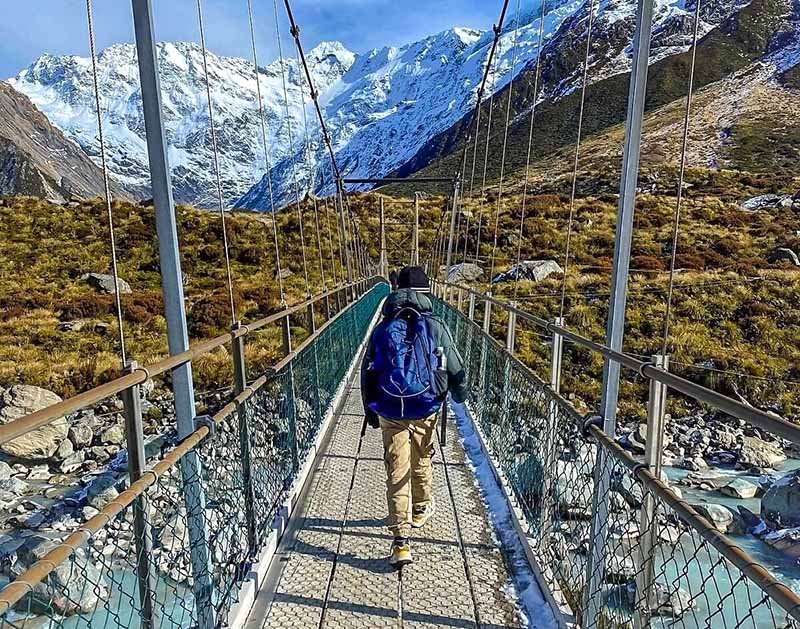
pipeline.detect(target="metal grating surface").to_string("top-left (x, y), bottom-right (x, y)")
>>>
top-left (248, 383), bottom-right (527, 628)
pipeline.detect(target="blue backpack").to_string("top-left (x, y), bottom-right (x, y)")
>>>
top-left (367, 307), bottom-right (447, 420)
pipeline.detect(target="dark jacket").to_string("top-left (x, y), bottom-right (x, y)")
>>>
top-left (360, 289), bottom-right (469, 415)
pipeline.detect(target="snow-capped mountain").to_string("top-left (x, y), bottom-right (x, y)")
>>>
top-left (9, 0), bottom-right (750, 210)
top-left (9, 41), bottom-right (353, 207)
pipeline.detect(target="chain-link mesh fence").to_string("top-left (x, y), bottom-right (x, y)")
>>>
top-left (0, 282), bottom-right (388, 629)
top-left (433, 295), bottom-right (800, 629)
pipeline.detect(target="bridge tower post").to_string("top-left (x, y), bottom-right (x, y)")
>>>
top-left (584, 0), bottom-right (655, 622)
top-left (131, 2), bottom-right (216, 626)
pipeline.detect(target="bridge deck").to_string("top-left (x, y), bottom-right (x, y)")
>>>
top-left (244, 379), bottom-right (527, 629)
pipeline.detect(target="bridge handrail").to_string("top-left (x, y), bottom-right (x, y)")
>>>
top-left (432, 295), bottom-right (800, 627)
top-left (0, 277), bottom-right (379, 448)
top-left (433, 279), bottom-right (800, 446)
top-left (0, 280), bottom-right (389, 620)
top-left (589, 425), bottom-right (800, 620)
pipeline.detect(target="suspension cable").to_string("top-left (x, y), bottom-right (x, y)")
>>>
top-left (273, 0), bottom-right (311, 295)
top-left (282, 0), bottom-right (357, 281)
top-left (85, 0), bottom-right (127, 366)
top-left (295, 47), bottom-right (328, 290)
top-left (488, 0), bottom-right (524, 284)
top-left (473, 36), bottom-right (503, 266)
top-left (558, 0), bottom-right (597, 319)
top-left (195, 0), bottom-right (237, 325)
top-left (513, 0), bottom-right (548, 299)
top-left (246, 0), bottom-right (286, 304)
top-left (660, 0), bottom-right (702, 357)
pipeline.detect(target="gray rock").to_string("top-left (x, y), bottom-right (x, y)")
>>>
top-left (276, 268), bottom-right (294, 280)
top-left (768, 247), bottom-right (800, 267)
top-left (763, 528), bottom-right (800, 559)
top-left (0, 477), bottom-right (29, 497)
top-left (738, 436), bottom-right (786, 469)
top-left (0, 385), bottom-right (69, 460)
top-left (446, 262), bottom-right (483, 284)
top-left (761, 469), bottom-right (800, 529)
top-left (604, 553), bottom-right (636, 584)
top-left (80, 272), bottom-right (132, 294)
top-left (693, 503), bottom-right (735, 533)
top-left (720, 478), bottom-right (759, 500)
top-left (69, 421), bottom-right (94, 448)
top-left (53, 438), bottom-right (74, 462)
top-left (88, 485), bottom-right (119, 510)
top-left (0, 461), bottom-right (13, 481)
top-left (100, 424), bottom-right (125, 446)
top-left (740, 194), bottom-right (791, 211)
top-left (491, 259), bottom-right (563, 284)
top-left (59, 451), bottom-right (85, 474)
top-left (12, 536), bottom-right (108, 615)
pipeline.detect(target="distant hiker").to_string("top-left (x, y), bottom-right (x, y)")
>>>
top-left (389, 269), bottom-right (399, 290)
top-left (361, 266), bottom-right (469, 567)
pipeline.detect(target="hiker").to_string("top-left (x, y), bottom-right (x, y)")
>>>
top-left (361, 266), bottom-right (469, 567)
top-left (389, 269), bottom-right (399, 290)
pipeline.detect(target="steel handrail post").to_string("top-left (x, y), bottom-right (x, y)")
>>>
top-left (121, 362), bottom-right (157, 629)
top-left (231, 321), bottom-right (257, 555)
top-left (634, 354), bottom-right (669, 629)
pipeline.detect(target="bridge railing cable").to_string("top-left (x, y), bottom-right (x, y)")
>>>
top-left (0, 281), bottom-right (389, 628)
top-left (431, 291), bottom-right (800, 629)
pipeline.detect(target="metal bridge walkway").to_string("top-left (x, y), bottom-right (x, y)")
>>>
top-left (244, 379), bottom-right (526, 629)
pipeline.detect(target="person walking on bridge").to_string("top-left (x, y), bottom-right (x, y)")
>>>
top-left (361, 266), bottom-right (469, 567)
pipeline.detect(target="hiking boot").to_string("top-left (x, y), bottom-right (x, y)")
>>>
top-left (412, 498), bottom-right (436, 528)
top-left (389, 537), bottom-right (413, 567)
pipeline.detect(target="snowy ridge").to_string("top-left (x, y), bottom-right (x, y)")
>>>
top-left (9, 0), bottom-right (750, 209)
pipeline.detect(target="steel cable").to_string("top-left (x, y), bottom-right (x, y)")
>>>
top-left (558, 0), bottom-right (597, 319)
top-left (488, 0), bottom-right (524, 284)
top-left (273, 0), bottom-right (311, 295)
top-left (660, 0), bottom-right (702, 357)
top-left (472, 42), bottom-right (501, 266)
top-left (513, 0), bottom-right (548, 299)
top-left (195, 0), bottom-right (238, 325)
top-left (85, 0), bottom-right (128, 366)
top-left (246, 0), bottom-right (286, 304)
top-left (295, 47), bottom-right (329, 290)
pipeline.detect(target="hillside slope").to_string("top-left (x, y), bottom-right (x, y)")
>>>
top-left (0, 82), bottom-right (129, 203)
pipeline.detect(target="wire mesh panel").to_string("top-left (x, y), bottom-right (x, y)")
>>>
top-left (432, 295), bottom-right (800, 629)
top-left (0, 282), bottom-right (388, 629)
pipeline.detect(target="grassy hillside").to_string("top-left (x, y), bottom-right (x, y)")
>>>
top-left (2, 161), bottom-right (799, 423)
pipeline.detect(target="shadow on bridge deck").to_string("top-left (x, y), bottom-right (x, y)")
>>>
top-left (244, 380), bottom-right (528, 629)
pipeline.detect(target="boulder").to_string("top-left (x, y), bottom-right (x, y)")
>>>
top-left (100, 424), bottom-right (125, 446)
top-left (68, 421), bottom-right (94, 449)
top-left (768, 247), bottom-right (800, 267)
top-left (738, 436), bottom-right (786, 469)
top-left (80, 273), bottom-right (132, 294)
top-left (740, 194), bottom-right (792, 211)
top-left (626, 582), bottom-right (695, 618)
top-left (491, 260), bottom-right (563, 285)
top-left (720, 478), bottom-right (759, 500)
top-left (276, 268), bottom-right (294, 280)
top-left (761, 469), bottom-right (800, 529)
top-left (0, 386), bottom-right (69, 461)
top-left (693, 503), bottom-right (734, 533)
top-left (11, 536), bottom-right (108, 616)
top-left (763, 527), bottom-right (800, 559)
top-left (447, 262), bottom-right (483, 284)
top-left (0, 461), bottom-right (13, 481)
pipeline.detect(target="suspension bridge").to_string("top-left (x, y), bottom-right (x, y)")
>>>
top-left (1, 0), bottom-right (799, 627)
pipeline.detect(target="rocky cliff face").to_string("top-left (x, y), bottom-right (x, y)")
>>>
top-left (0, 82), bottom-right (129, 203)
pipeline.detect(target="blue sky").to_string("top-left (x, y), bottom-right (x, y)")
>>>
top-left (0, 0), bottom-right (502, 78)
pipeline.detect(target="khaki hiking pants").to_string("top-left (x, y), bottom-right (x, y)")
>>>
top-left (380, 414), bottom-right (438, 539)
